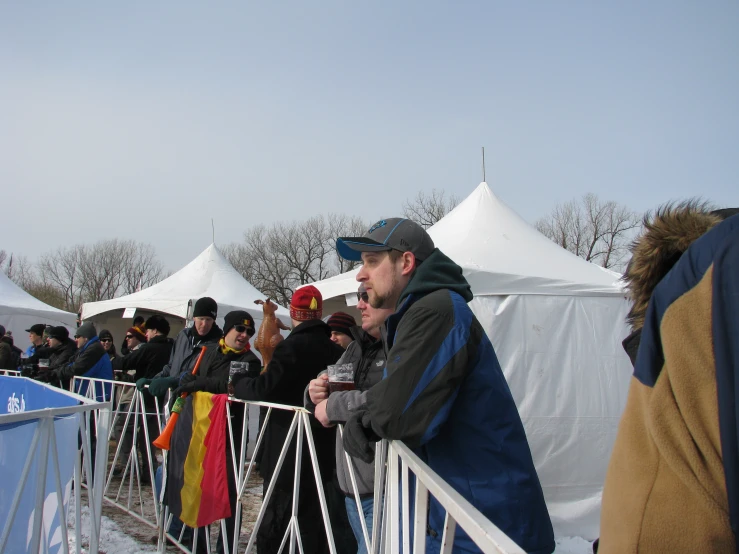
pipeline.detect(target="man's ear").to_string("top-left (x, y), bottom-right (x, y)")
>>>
top-left (400, 252), bottom-right (417, 277)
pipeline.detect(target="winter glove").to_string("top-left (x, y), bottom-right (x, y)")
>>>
top-left (35, 370), bottom-right (55, 383)
top-left (342, 410), bottom-right (381, 464)
top-left (179, 372), bottom-right (197, 386)
top-left (148, 376), bottom-right (178, 397)
top-left (173, 377), bottom-right (208, 397)
top-left (136, 378), bottom-right (153, 391)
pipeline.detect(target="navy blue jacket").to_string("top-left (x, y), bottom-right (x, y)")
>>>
top-left (357, 249), bottom-right (554, 553)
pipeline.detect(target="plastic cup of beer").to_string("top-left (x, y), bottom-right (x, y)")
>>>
top-left (328, 363), bottom-right (355, 394)
top-left (38, 359), bottom-right (50, 369)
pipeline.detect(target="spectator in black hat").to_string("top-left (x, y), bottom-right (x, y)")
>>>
top-left (112, 314), bottom-right (174, 483)
top-left (167, 310), bottom-right (260, 553)
top-left (144, 297), bottom-right (222, 397)
top-left (24, 323), bottom-right (47, 357)
top-left (327, 311), bottom-right (356, 349)
top-left (45, 326), bottom-right (77, 377)
top-left (98, 329), bottom-right (117, 360)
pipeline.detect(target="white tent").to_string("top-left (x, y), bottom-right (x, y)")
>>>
top-left (309, 182), bottom-right (633, 539)
top-left (81, 244), bottom-right (290, 344)
top-left (0, 271), bottom-right (77, 350)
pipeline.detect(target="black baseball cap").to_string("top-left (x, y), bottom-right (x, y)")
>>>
top-left (25, 324), bottom-right (46, 336)
top-left (336, 218), bottom-right (435, 262)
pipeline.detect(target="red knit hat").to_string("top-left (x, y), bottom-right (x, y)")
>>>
top-left (290, 286), bottom-right (323, 321)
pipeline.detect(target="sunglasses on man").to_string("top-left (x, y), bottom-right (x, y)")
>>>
top-left (233, 324), bottom-right (255, 337)
top-left (356, 291), bottom-right (369, 303)
top-left (125, 334), bottom-right (134, 339)
top-left (100, 338), bottom-right (113, 343)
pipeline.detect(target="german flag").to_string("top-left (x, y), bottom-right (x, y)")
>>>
top-left (166, 392), bottom-right (232, 528)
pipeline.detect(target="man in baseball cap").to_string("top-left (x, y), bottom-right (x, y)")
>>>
top-left (335, 217), bottom-right (555, 553)
top-left (336, 218), bottom-right (435, 263)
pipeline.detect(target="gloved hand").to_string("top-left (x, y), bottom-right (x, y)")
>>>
top-left (179, 372), bottom-right (197, 386)
top-left (342, 410), bottom-right (381, 464)
top-left (35, 370), bottom-right (55, 383)
top-left (136, 378), bottom-right (153, 391)
top-left (173, 377), bottom-right (208, 396)
top-left (148, 376), bottom-right (178, 397)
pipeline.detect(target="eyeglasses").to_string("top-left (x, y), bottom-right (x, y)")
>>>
top-left (233, 325), bottom-right (255, 337)
top-left (100, 339), bottom-right (113, 343)
top-left (125, 335), bottom-right (134, 339)
top-left (356, 291), bottom-right (369, 303)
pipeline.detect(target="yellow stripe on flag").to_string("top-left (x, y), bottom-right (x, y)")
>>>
top-left (180, 392), bottom-right (214, 527)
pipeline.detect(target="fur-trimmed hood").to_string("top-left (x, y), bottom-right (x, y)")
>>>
top-left (623, 201), bottom-right (729, 331)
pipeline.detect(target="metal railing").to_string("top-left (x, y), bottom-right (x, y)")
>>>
top-left (69, 376), bottom-right (524, 554)
top-left (0, 377), bottom-right (111, 554)
top-left (0, 369), bottom-right (21, 376)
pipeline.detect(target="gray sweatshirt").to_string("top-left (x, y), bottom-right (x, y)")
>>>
top-left (304, 328), bottom-right (385, 495)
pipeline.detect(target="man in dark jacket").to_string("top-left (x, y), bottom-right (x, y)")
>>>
top-left (45, 322), bottom-right (113, 397)
top-left (113, 314), bottom-right (174, 483)
top-left (0, 324), bottom-right (22, 370)
top-left (305, 284), bottom-right (392, 554)
top-left (336, 218), bottom-right (554, 554)
top-left (143, 297), bottom-right (223, 396)
top-left (168, 310), bottom-right (260, 554)
top-left (232, 286), bottom-right (344, 554)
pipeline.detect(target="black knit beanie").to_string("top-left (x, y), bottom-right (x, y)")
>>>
top-left (193, 297), bottom-right (218, 319)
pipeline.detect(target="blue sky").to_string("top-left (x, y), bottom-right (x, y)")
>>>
top-left (1, 1), bottom-right (736, 270)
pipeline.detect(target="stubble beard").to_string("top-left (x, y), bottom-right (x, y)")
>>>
top-left (369, 271), bottom-right (399, 310)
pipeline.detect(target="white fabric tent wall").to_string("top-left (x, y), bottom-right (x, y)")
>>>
top-left (0, 271), bottom-right (77, 350)
top-left (308, 182), bottom-right (633, 539)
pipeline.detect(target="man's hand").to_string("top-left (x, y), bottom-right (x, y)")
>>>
top-left (309, 374), bottom-right (330, 405)
top-left (314, 400), bottom-right (334, 428)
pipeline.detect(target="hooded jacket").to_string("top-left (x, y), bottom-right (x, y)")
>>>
top-left (304, 326), bottom-right (386, 496)
top-left (599, 206), bottom-right (739, 553)
top-left (347, 249), bottom-right (554, 554)
top-left (155, 323), bottom-right (222, 379)
top-left (0, 336), bottom-right (22, 370)
top-left (55, 336), bottom-right (113, 399)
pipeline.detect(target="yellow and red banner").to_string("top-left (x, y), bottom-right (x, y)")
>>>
top-left (166, 392), bottom-right (231, 528)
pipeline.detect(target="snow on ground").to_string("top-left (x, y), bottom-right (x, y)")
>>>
top-left (67, 495), bottom-right (157, 554)
top-left (555, 536), bottom-right (594, 553)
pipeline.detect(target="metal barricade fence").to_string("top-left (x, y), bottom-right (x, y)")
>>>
top-left (72, 376), bottom-right (168, 531)
top-left (70, 377), bottom-right (523, 554)
top-left (0, 378), bottom-right (111, 554)
top-left (0, 369), bottom-right (21, 376)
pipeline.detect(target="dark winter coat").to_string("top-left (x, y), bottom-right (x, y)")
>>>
top-left (233, 319), bottom-right (344, 488)
top-left (304, 326), bottom-right (386, 496)
top-left (112, 334), bottom-right (174, 381)
top-left (48, 338), bottom-right (77, 371)
top-left (346, 248), bottom-right (554, 554)
top-left (55, 337), bottom-right (113, 399)
top-left (155, 324), bottom-right (222, 379)
top-left (0, 336), bottom-right (21, 370)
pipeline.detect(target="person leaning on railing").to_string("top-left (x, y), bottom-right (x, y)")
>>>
top-left (139, 297), bottom-right (223, 398)
top-left (305, 283), bottom-right (391, 554)
top-left (335, 219), bottom-right (555, 554)
top-left (230, 286), bottom-right (348, 554)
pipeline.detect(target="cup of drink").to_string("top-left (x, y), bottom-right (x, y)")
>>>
top-left (38, 359), bottom-right (50, 369)
top-left (328, 363), bottom-right (355, 393)
top-left (228, 361), bottom-right (248, 395)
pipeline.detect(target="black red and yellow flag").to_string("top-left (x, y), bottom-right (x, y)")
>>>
top-left (166, 392), bottom-right (231, 528)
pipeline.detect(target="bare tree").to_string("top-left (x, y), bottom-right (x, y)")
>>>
top-left (224, 213), bottom-right (371, 306)
top-left (37, 240), bottom-right (165, 311)
top-left (403, 189), bottom-right (460, 229)
top-left (535, 193), bottom-right (641, 271)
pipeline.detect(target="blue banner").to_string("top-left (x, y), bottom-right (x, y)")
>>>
top-left (1, 376), bottom-right (80, 414)
top-left (0, 376), bottom-right (82, 553)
